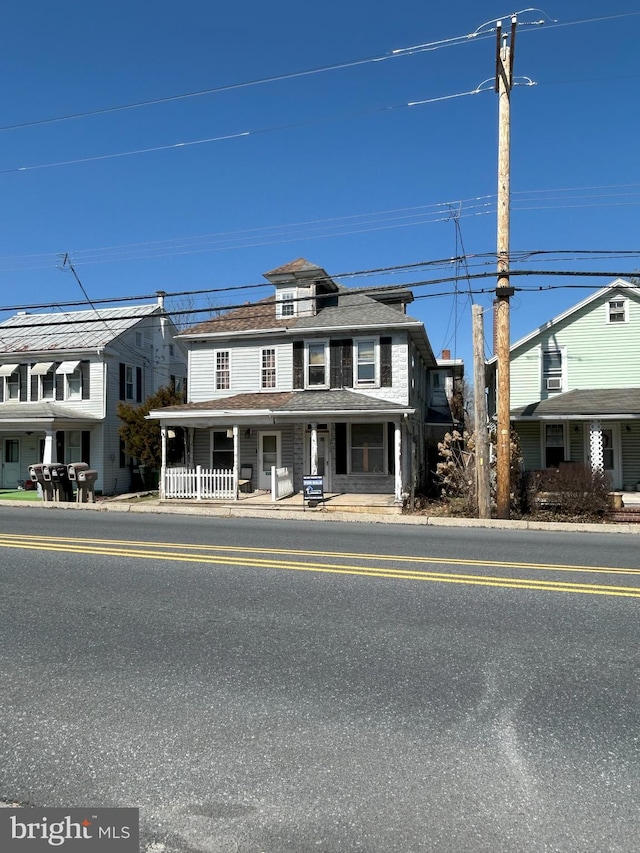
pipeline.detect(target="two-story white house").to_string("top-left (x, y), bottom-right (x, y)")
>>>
top-left (0, 295), bottom-right (187, 494)
top-left (149, 258), bottom-right (460, 503)
top-left (487, 278), bottom-right (640, 490)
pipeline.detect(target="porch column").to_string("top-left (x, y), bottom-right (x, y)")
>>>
top-left (42, 429), bottom-right (54, 464)
top-left (310, 423), bottom-right (318, 475)
top-left (233, 424), bottom-right (239, 500)
top-left (187, 427), bottom-right (195, 466)
top-left (160, 425), bottom-right (167, 499)
top-left (589, 419), bottom-right (604, 472)
top-left (394, 419), bottom-right (402, 503)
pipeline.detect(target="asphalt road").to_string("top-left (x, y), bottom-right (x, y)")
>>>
top-left (0, 507), bottom-right (638, 852)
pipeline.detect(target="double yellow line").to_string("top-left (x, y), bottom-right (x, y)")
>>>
top-left (1, 533), bottom-right (639, 598)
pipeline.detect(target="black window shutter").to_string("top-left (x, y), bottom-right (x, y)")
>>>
top-left (81, 431), bottom-right (91, 465)
top-left (31, 368), bottom-right (38, 401)
top-left (81, 361), bottom-right (90, 400)
top-left (293, 341), bottom-right (304, 389)
top-left (342, 339), bottom-right (353, 387)
top-left (119, 363), bottom-right (126, 400)
top-left (380, 337), bottom-right (392, 387)
top-left (387, 422), bottom-right (395, 475)
top-left (19, 364), bottom-right (28, 401)
top-left (56, 431), bottom-right (65, 464)
top-left (335, 422), bottom-right (347, 474)
top-left (330, 340), bottom-right (341, 388)
top-left (55, 365), bottom-right (64, 401)
top-left (136, 366), bottom-right (142, 402)
top-left (0, 377), bottom-right (3, 402)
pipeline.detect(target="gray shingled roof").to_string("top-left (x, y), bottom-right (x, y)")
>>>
top-left (0, 402), bottom-right (102, 421)
top-left (512, 388), bottom-right (640, 418)
top-left (152, 389), bottom-right (412, 418)
top-left (0, 305), bottom-right (160, 354)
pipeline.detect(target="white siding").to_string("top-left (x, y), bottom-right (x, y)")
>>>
top-left (188, 338), bottom-right (292, 401)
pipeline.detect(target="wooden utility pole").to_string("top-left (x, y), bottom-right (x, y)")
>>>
top-left (495, 16), bottom-right (516, 519)
top-left (473, 304), bottom-right (491, 518)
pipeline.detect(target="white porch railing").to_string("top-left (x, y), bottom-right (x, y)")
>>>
top-left (163, 466), bottom-right (236, 500)
top-left (271, 466), bottom-right (294, 501)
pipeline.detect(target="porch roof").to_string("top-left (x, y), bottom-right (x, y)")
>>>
top-left (149, 389), bottom-right (414, 423)
top-left (511, 388), bottom-right (640, 419)
top-left (0, 402), bottom-right (101, 429)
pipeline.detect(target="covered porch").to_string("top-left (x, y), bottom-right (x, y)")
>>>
top-left (148, 391), bottom-right (415, 504)
top-left (512, 389), bottom-right (640, 490)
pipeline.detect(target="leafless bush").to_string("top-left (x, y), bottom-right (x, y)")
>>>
top-left (524, 463), bottom-right (611, 519)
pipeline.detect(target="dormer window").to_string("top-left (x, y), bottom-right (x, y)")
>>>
top-left (277, 290), bottom-right (296, 319)
top-left (608, 298), bottom-right (627, 323)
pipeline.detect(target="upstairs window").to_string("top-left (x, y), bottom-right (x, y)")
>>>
top-left (307, 342), bottom-right (327, 387)
top-left (119, 363), bottom-right (142, 402)
top-left (355, 339), bottom-right (376, 386)
top-left (215, 351), bottom-right (230, 391)
top-left (3, 365), bottom-right (20, 400)
top-left (261, 348), bottom-right (276, 389)
top-left (542, 349), bottom-right (563, 392)
top-left (608, 298), bottom-right (627, 323)
top-left (277, 290), bottom-right (296, 319)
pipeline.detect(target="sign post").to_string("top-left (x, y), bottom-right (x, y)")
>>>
top-left (302, 475), bottom-right (324, 509)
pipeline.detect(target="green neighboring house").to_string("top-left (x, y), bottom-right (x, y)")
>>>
top-left (487, 278), bottom-right (640, 491)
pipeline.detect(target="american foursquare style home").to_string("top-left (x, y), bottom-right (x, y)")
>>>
top-left (0, 295), bottom-right (187, 493)
top-left (149, 258), bottom-right (463, 504)
top-left (487, 278), bottom-right (640, 491)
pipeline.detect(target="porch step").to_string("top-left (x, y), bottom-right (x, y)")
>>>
top-left (607, 506), bottom-right (640, 523)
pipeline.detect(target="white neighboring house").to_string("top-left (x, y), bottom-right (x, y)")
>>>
top-left (148, 258), bottom-right (464, 503)
top-left (0, 295), bottom-right (187, 493)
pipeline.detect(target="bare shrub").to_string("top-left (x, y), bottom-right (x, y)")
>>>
top-left (525, 462), bottom-right (611, 519)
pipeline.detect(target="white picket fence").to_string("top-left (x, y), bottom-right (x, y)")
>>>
top-left (163, 466), bottom-right (236, 500)
top-left (163, 465), bottom-right (295, 502)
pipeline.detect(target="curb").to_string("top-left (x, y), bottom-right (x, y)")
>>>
top-left (1, 498), bottom-right (638, 534)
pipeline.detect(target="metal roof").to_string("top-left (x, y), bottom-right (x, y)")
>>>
top-left (0, 305), bottom-right (160, 354)
top-left (511, 388), bottom-right (640, 419)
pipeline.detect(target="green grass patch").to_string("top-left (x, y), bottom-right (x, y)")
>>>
top-left (0, 489), bottom-right (42, 501)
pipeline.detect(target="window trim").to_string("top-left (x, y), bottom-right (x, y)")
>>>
top-left (276, 289), bottom-right (296, 319)
top-left (349, 422), bottom-right (387, 475)
top-left (607, 297), bottom-right (628, 324)
top-left (214, 349), bottom-right (230, 391)
top-left (306, 340), bottom-right (329, 389)
top-left (541, 421), bottom-right (568, 469)
top-left (541, 346), bottom-right (566, 394)
top-left (261, 347), bottom-right (277, 390)
top-left (354, 337), bottom-right (379, 387)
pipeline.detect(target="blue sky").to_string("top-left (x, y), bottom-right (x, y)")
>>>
top-left (1, 1), bottom-right (639, 370)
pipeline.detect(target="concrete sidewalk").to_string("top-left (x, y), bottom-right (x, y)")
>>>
top-left (2, 491), bottom-right (640, 535)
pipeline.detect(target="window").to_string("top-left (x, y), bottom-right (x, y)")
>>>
top-left (261, 348), bottom-right (276, 389)
top-left (211, 430), bottom-right (234, 469)
top-left (6, 369), bottom-right (20, 400)
top-left (608, 298), bottom-right (627, 323)
top-left (119, 363), bottom-right (142, 402)
top-left (544, 423), bottom-right (566, 468)
top-left (41, 366), bottom-right (56, 400)
top-left (351, 423), bottom-right (385, 474)
top-left (56, 361), bottom-right (81, 400)
top-left (307, 343), bottom-right (327, 387)
top-left (355, 339), bottom-right (376, 386)
top-left (215, 351), bottom-right (230, 390)
top-left (277, 290), bottom-right (296, 318)
top-left (542, 349), bottom-right (563, 392)
top-left (135, 331), bottom-right (144, 348)
top-left (125, 365), bottom-right (135, 400)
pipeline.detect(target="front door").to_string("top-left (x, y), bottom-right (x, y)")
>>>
top-left (2, 437), bottom-right (21, 488)
top-left (258, 431), bottom-right (280, 490)
top-left (304, 431), bottom-right (331, 490)
top-left (600, 425), bottom-right (620, 489)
